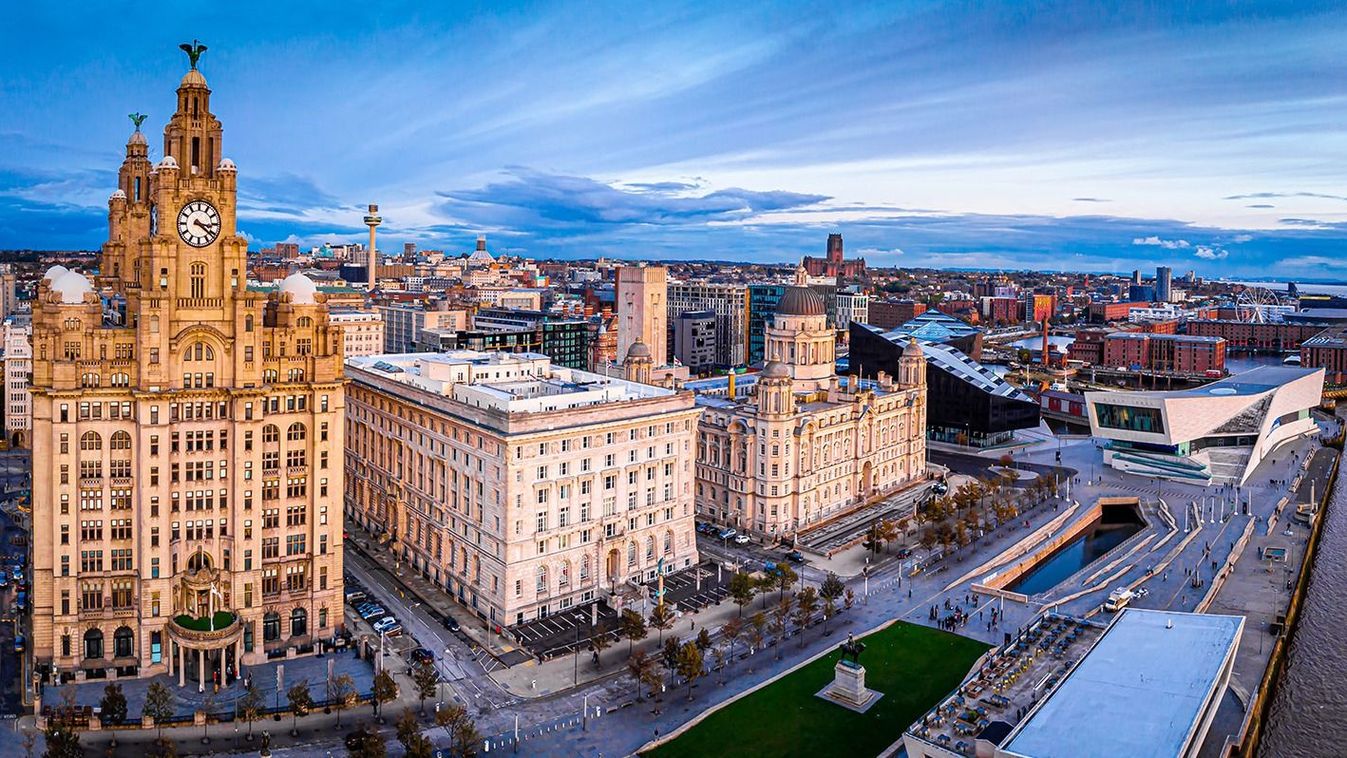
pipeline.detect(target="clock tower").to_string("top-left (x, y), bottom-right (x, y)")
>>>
top-left (30, 47), bottom-right (346, 684)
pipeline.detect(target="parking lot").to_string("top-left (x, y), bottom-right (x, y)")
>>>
top-left (652, 562), bottom-right (730, 614)
top-left (506, 560), bottom-right (732, 660)
top-left (510, 603), bottom-right (620, 660)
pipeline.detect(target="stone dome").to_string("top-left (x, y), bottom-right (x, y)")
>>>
top-left (625, 340), bottom-right (652, 361)
top-left (110, 189), bottom-right (127, 202)
top-left (760, 361), bottom-right (791, 379)
top-left (157, 155), bottom-right (179, 170)
top-left (217, 158), bottom-right (237, 172)
top-left (51, 270), bottom-right (94, 304)
top-left (777, 285), bottom-right (826, 317)
top-left (903, 339), bottom-right (924, 357)
top-left (127, 131), bottom-right (147, 146)
top-left (43, 265), bottom-right (70, 282)
top-left (278, 272), bottom-right (318, 304)
top-left (181, 69), bottom-right (208, 88)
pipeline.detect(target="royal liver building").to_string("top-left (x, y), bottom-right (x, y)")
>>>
top-left (29, 46), bottom-right (345, 686)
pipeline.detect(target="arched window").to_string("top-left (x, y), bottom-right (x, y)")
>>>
top-left (190, 262), bottom-right (206, 299)
top-left (287, 423), bottom-right (306, 442)
top-left (262, 425), bottom-right (280, 444)
top-left (580, 556), bottom-right (591, 582)
top-left (83, 628), bottom-right (104, 660)
top-left (663, 530), bottom-right (673, 555)
top-left (114, 626), bottom-right (134, 658)
top-left (288, 368), bottom-right (306, 382)
top-left (110, 431), bottom-right (132, 451)
top-left (263, 612), bottom-right (281, 641)
top-left (187, 342), bottom-right (214, 361)
top-left (263, 369), bottom-right (278, 383)
top-left (627, 542), bottom-right (637, 567)
top-left (559, 560), bottom-right (570, 587)
top-left (645, 535), bottom-right (655, 560)
top-left (535, 566), bottom-right (547, 593)
top-left (111, 373), bottom-right (130, 387)
top-left (290, 607), bottom-right (307, 638)
top-left (80, 431), bottom-right (102, 451)
top-left (80, 373), bottom-right (100, 388)
top-left (297, 317), bottom-right (313, 328)
top-left (245, 315), bottom-right (254, 332)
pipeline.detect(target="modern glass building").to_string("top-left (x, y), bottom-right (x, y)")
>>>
top-left (747, 283), bottom-right (786, 366)
top-left (849, 322), bottom-right (1040, 447)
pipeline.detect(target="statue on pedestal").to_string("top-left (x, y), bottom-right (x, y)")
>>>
top-left (839, 633), bottom-right (866, 665)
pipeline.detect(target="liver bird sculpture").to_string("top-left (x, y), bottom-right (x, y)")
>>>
top-left (180, 40), bottom-right (207, 70)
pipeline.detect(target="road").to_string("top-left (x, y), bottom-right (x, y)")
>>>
top-left (342, 549), bottom-right (517, 715)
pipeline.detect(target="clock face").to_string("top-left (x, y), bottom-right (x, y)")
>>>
top-left (177, 200), bottom-right (221, 247)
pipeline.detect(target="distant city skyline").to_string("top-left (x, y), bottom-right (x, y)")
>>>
top-left (3, 2), bottom-right (1345, 276)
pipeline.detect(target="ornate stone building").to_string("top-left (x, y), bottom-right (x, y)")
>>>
top-left (691, 270), bottom-right (927, 539)
top-left (344, 349), bottom-right (699, 627)
top-left (29, 52), bottom-right (345, 686)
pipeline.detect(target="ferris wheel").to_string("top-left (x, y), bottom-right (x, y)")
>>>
top-left (1236, 287), bottom-right (1284, 323)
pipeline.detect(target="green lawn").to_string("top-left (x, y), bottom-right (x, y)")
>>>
top-left (645, 621), bottom-right (988, 758)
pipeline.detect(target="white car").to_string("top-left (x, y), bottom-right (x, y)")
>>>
top-left (372, 616), bottom-right (399, 633)
top-left (733, 534), bottom-right (751, 545)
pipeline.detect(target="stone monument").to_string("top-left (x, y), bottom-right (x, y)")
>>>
top-left (816, 633), bottom-right (883, 713)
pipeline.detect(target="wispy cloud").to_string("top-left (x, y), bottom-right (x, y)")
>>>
top-left (1194, 246), bottom-right (1228, 260)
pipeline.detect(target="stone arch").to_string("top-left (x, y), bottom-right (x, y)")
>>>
top-left (113, 626), bottom-right (134, 658)
top-left (290, 607), bottom-right (308, 638)
top-left (83, 627), bottom-right (104, 660)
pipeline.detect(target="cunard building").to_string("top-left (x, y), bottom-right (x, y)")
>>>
top-left (29, 47), bottom-right (345, 686)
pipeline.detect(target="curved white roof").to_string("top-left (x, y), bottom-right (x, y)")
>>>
top-left (278, 272), bottom-right (318, 304)
top-left (51, 270), bottom-right (94, 304)
top-left (43, 265), bottom-right (70, 282)
top-left (157, 155), bottom-right (179, 170)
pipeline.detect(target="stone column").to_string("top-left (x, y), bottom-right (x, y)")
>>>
top-left (221, 648), bottom-right (228, 687)
top-left (177, 643), bottom-right (185, 688)
top-left (198, 648), bottom-right (205, 692)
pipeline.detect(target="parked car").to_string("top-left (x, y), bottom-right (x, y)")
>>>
top-left (895, 547), bottom-right (913, 559)
top-left (718, 528), bottom-right (737, 540)
top-left (372, 616), bottom-right (399, 633)
top-left (442, 615), bottom-right (461, 632)
top-left (762, 560), bottom-right (778, 575)
top-left (933, 482), bottom-right (949, 495)
top-left (409, 647), bottom-right (435, 665)
top-left (13, 634), bottom-right (24, 653)
top-left (733, 534), bottom-right (751, 545)
top-left (360, 606), bottom-right (387, 621)
top-left (784, 550), bottom-right (806, 564)
top-left (15, 590), bottom-right (28, 611)
top-left (345, 589), bottom-right (367, 604)
top-left (381, 624), bottom-right (404, 637)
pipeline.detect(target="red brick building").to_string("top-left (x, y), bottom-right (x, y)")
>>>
top-left (802, 233), bottom-right (866, 279)
top-left (867, 299), bottom-right (927, 329)
top-left (1087, 302), bottom-right (1138, 323)
top-left (1067, 328), bottom-right (1109, 364)
top-left (1186, 320), bottom-right (1327, 352)
top-left (1301, 326), bottom-right (1347, 385)
top-left (1102, 333), bottom-right (1226, 372)
top-left (981, 296), bottom-right (1020, 325)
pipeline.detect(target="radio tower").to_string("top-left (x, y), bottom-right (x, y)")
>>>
top-left (363, 203), bottom-right (382, 290)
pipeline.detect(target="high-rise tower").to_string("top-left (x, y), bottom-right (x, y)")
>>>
top-left (363, 204), bottom-right (382, 290)
top-left (30, 45), bottom-right (345, 685)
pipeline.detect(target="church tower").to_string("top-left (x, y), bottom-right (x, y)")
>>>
top-left (29, 45), bottom-right (346, 685)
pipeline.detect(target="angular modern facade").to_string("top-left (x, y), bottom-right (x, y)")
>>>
top-left (849, 322), bottom-right (1039, 447)
top-left (344, 351), bottom-right (700, 626)
top-left (30, 55), bottom-right (345, 685)
top-left (1086, 366), bottom-right (1324, 485)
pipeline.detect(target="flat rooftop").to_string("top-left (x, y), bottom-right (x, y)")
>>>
top-left (346, 350), bottom-right (672, 413)
top-left (1000, 609), bottom-right (1243, 758)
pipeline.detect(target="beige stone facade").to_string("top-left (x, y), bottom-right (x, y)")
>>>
top-left (29, 59), bottom-right (344, 683)
top-left (692, 275), bottom-right (927, 538)
top-left (617, 265), bottom-right (667, 369)
top-left (330, 308), bottom-right (385, 357)
top-left (344, 351), bottom-right (699, 627)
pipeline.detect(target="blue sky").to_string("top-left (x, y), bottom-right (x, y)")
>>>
top-left (2, 1), bottom-right (1346, 277)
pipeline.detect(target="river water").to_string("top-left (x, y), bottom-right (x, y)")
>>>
top-left (1258, 465), bottom-right (1347, 757)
